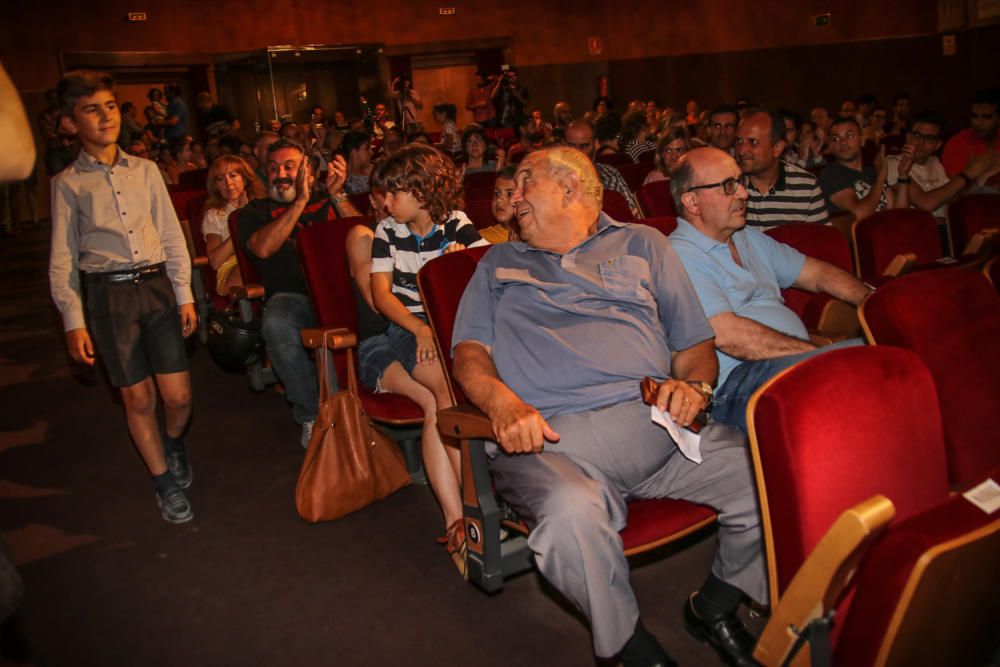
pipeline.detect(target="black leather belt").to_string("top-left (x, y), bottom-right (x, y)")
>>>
top-left (91, 263), bottom-right (166, 284)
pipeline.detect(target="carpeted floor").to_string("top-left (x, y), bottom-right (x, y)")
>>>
top-left (0, 226), bottom-right (761, 666)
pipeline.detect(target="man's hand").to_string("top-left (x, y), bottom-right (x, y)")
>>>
top-left (654, 379), bottom-right (708, 428)
top-left (491, 396), bottom-right (560, 454)
top-left (897, 144), bottom-right (916, 178)
top-left (415, 324), bottom-right (438, 366)
top-left (443, 242), bottom-right (466, 254)
top-left (179, 303), bottom-right (197, 338)
top-left (66, 328), bottom-right (95, 365)
top-left (494, 146), bottom-right (506, 166)
top-left (965, 149), bottom-right (997, 181)
top-left (295, 158), bottom-right (311, 203)
top-left (325, 154), bottom-right (348, 197)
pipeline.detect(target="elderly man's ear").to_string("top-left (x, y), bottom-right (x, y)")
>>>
top-left (681, 191), bottom-right (699, 215)
top-left (561, 173), bottom-right (581, 204)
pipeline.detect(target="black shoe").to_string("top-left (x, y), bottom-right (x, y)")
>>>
top-left (683, 594), bottom-right (758, 667)
top-left (156, 487), bottom-right (193, 524)
top-left (165, 441), bottom-right (192, 489)
top-left (621, 619), bottom-right (678, 667)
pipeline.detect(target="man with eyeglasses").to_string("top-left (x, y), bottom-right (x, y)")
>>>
top-left (817, 117), bottom-right (911, 220)
top-left (941, 88), bottom-right (1000, 178)
top-left (887, 110), bottom-right (1000, 219)
top-left (669, 147), bottom-right (868, 434)
top-left (736, 110), bottom-right (828, 230)
top-left (707, 104), bottom-right (739, 155)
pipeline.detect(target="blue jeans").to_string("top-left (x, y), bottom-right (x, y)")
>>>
top-left (711, 338), bottom-right (864, 433)
top-left (261, 292), bottom-right (333, 424)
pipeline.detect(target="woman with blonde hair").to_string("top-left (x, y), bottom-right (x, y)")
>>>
top-left (201, 155), bottom-right (265, 295)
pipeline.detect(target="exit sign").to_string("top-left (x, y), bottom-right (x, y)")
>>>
top-left (588, 37), bottom-right (603, 55)
top-left (127, 12), bottom-right (147, 21)
top-left (439, 7), bottom-right (455, 14)
top-left (813, 13), bottom-right (831, 26)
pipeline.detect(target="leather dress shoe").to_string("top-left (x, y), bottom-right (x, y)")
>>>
top-left (682, 594), bottom-right (758, 667)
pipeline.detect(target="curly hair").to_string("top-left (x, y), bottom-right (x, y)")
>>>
top-left (372, 144), bottom-right (463, 226)
top-left (205, 155), bottom-right (265, 211)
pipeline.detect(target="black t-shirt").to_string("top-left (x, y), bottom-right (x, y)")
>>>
top-left (238, 193), bottom-right (339, 298)
top-left (817, 162), bottom-right (887, 215)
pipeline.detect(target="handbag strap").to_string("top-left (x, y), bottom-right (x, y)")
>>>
top-left (317, 330), bottom-right (360, 402)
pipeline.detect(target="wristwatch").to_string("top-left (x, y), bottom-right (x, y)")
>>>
top-left (896, 176), bottom-right (912, 184)
top-left (686, 380), bottom-right (714, 401)
top-left (331, 191), bottom-right (349, 205)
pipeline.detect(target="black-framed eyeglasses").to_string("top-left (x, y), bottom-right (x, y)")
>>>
top-left (686, 177), bottom-right (741, 196)
top-left (906, 130), bottom-right (940, 143)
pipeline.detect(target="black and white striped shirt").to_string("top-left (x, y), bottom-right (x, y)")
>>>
top-left (371, 211), bottom-right (488, 314)
top-left (743, 162), bottom-right (829, 230)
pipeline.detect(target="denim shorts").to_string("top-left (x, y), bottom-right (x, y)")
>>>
top-left (357, 317), bottom-right (426, 390)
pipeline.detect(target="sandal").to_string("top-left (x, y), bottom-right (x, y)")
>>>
top-left (437, 518), bottom-right (468, 580)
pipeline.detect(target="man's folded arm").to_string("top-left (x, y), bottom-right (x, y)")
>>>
top-left (710, 312), bottom-right (815, 360)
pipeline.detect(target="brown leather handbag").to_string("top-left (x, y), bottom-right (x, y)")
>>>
top-left (296, 334), bottom-right (411, 522)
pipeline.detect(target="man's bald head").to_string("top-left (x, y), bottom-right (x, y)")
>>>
top-left (564, 121), bottom-right (595, 159)
top-left (671, 147), bottom-right (747, 239)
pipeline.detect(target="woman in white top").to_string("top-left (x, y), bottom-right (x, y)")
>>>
top-left (201, 156), bottom-right (265, 295)
top-left (643, 127), bottom-right (690, 186)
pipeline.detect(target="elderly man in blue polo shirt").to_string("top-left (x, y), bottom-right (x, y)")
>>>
top-left (452, 147), bottom-right (765, 667)
top-left (668, 147), bottom-right (869, 433)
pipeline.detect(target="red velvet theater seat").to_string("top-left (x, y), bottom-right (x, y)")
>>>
top-left (748, 346), bottom-right (951, 602)
top-left (185, 194), bottom-right (229, 313)
top-left (601, 189), bottom-right (636, 222)
top-left (851, 209), bottom-right (942, 283)
top-left (747, 346), bottom-right (999, 666)
top-left (463, 170), bottom-right (497, 189)
top-left (462, 199), bottom-right (496, 231)
top-left (765, 223), bottom-right (858, 337)
top-left (419, 247), bottom-right (717, 593)
top-left (638, 179), bottom-right (678, 218)
top-left (177, 167), bottom-right (208, 189)
top-left (859, 269), bottom-right (1000, 487)
top-left (947, 192), bottom-right (1000, 256)
top-left (295, 219), bottom-right (424, 422)
top-left (615, 162), bottom-right (646, 195)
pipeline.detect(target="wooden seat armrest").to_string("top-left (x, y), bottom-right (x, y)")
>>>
top-left (754, 495), bottom-right (895, 667)
top-left (815, 299), bottom-right (861, 340)
top-left (229, 283), bottom-right (266, 301)
top-left (960, 228), bottom-right (999, 259)
top-left (809, 332), bottom-right (834, 347)
top-left (437, 404), bottom-right (496, 442)
top-left (300, 328), bottom-right (357, 350)
top-left (192, 255), bottom-right (209, 268)
top-left (882, 252), bottom-right (918, 278)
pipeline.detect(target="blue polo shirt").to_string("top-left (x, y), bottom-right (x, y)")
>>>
top-left (669, 218), bottom-right (808, 387)
top-left (453, 214), bottom-right (714, 419)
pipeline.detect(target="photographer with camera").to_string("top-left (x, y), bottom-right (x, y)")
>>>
top-left (490, 66), bottom-right (529, 129)
top-left (389, 75), bottom-right (423, 132)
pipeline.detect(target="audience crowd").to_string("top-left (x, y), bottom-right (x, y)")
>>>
top-left (25, 64), bottom-right (1000, 667)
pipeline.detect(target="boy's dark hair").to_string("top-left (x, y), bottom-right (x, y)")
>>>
top-left (709, 104), bottom-right (739, 121)
top-left (341, 131), bottom-right (370, 158)
top-left (972, 88), bottom-right (1000, 109)
top-left (776, 108), bottom-right (803, 133)
top-left (830, 117), bottom-right (861, 133)
top-left (372, 144), bottom-right (463, 226)
top-left (57, 70), bottom-right (116, 116)
top-left (266, 137), bottom-right (305, 157)
top-left (496, 165), bottom-right (517, 181)
top-left (433, 103), bottom-right (457, 121)
top-left (910, 110), bottom-right (947, 136)
top-left (593, 112), bottom-right (622, 143)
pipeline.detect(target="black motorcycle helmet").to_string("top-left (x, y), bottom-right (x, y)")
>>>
top-left (206, 310), bottom-right (264, 373)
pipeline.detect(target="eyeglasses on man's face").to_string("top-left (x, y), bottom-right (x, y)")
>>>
top-left (906, 130), bottom-right (940, 143)
top-left (686, 177), bottom-right (741, 196)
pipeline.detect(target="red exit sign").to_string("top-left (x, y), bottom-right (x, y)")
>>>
top-left (438, 7), bottom-right (455, 14)
top-left (127, 12), bottom-right (147, 21)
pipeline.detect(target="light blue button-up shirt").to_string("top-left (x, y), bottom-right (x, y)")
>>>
top-left (49, 149), bottom-right (192, 331)
top-left (669, 218), bottom-right (808, 387)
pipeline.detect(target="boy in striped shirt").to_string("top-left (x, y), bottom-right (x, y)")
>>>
top-left (369, 144), bottom-right (488, 573)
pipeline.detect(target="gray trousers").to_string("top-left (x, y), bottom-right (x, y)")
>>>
top-left (488, 399), bottom-right (767, 658)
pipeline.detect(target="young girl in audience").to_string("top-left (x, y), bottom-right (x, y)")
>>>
top-left (165, 138), bottom-right (197, 184)
top-left (369, 145), bottom-right (488, 574)
top-left (644, 127), bottom-right (690, 185)
top-left (432, 103), bottom-right (459, 154)
top-left (201, 156), bottom-right (265, 295)
top-left (478, 166), bottom-right (519, 244)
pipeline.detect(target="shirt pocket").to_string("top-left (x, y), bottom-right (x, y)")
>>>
top-left (598, 255), bottom-right (648, 299)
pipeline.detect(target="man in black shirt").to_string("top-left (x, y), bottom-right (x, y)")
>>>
top-left (238, 138), bottom-right (360, 447)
